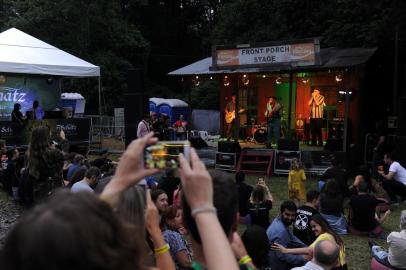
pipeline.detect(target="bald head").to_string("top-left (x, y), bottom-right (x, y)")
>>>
top-left (314, 240), bottom-right (339, 269)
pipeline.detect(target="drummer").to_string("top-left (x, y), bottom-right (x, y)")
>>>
top-left (264, 96), bottom-right (282, 148)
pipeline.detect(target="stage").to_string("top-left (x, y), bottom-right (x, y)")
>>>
top-left (212, 139), bottom-right (344, 177)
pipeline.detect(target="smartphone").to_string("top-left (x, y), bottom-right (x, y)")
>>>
top-left (144, 141), bottom-right (190, 169)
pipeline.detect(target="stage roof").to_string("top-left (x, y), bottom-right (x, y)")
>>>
top-left (168, 47), bottom-right (376, 76)
top-left (0, 28), bottom-right (100, 77)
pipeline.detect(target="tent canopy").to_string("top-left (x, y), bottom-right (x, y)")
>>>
top-left (0, 28), bottom-right (100, 77)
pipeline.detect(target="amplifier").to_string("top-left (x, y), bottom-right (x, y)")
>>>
top-left (215, 152), bottom-right (239, 171)
top-left (274, 150), bottom-right (301, 175)
top-left (218, 141), bottom-right (241, 153)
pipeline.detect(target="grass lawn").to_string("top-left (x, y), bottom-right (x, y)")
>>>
top-left (240, 174), bottom-right (405, 270)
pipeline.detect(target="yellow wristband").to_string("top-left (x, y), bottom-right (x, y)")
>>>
top-left (154, 243), bottom-right (170, 255)
top-left (239, 255), bottom-right (252, 264)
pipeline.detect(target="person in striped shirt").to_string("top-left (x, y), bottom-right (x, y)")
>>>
top-left (308, 89), bottom-right (325, 146)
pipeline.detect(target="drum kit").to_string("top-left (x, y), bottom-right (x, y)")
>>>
top-left (246, 124), bottom-right (267, 144)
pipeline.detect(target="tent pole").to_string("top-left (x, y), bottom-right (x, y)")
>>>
top-left (98, 76), bottom-right (102, 116)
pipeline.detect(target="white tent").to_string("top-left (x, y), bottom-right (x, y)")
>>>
top-left (0, 28), bottom-right (102, 113)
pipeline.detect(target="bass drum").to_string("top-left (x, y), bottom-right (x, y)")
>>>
top-left (254, 128), bottom-right (267, 143)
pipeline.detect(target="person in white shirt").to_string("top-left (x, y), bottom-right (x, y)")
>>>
top-left (71, 167), bottom-right (101, 193)
top-left (378, 152), bottom-right (406, 203)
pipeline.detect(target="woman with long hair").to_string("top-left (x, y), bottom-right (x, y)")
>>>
top-left (272, 214), bottom-right (347, 269)
top-left (161, 205), bottom-right (192, 269)
top-left (320, 179), bottom-right (347, 235)
top-left (26, 126), bottom-right (64, 204)
top-left (248, 184), bottom-right (273, 229)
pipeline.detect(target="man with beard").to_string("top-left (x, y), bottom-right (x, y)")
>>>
top-left (71, 167), bottom-right (101, 193)
top-left (267, 200), bottom-right (307, 270)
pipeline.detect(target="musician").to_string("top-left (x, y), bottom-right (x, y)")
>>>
top-left (11, 103), bottom-right (25, 124)
top-left (26, 100), bottom-right (44, 120)
top-left (308, 89), bottom-right (325, 146)
top-left (264, 96), bottom-right (282, 148)
top-left (225, 94), bottom-right (237, 140)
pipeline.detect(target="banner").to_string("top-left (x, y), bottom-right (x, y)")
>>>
top-left (0, 118), bottom-right (91, 145)
top-left (0, 75), bottom-right (60, 120)
top-left (214, 41), bottom-right (317, 68)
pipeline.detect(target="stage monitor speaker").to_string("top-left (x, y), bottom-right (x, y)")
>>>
top-left (277, 139), bottom-right (299, 151)
top-left (218, 141), bottom-right (241, 153)
top-left (274, 150), bottom-right (301, 173)
top-left (189, 136), bottom-right (208, 149)
top-left (325, 138), bottom-right (343, 152)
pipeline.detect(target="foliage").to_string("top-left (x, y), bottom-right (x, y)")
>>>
top-left (3, 0), bottom-right (149, 114)
top-left (190, 80), bottom-right (220, 110)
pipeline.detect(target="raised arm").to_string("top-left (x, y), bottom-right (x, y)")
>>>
top-left (272, 243), bottom-right (312, 256)
top-left (100, 132), bottom-right (159, 207)
top-left (179, 149), bottom-right (239, 270)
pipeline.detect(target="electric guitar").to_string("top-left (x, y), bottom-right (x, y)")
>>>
top-left (225, 108), bottom-right (245, 124)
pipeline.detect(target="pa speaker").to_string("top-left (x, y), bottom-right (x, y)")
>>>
top-left (218, 141), bottom-right (241, 153)
top-left (277, 139), bottom-right (299, 151)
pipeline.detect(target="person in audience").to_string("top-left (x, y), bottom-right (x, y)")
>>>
top-left (162, 205), bottom-right (192, 269)
top-left (320, 156), bottom-right (350, 197)
top-left (349, 181), bottom-right (391, 237)
top-left (71, 167), bottom-right (101, 193)
top-left (370, 210), bottom-right (406, 270)
top-left (151, 189), bottom-right (169, 215)
top-left (66, 154), bottom-right (85, 182)
top-left (288, 158), bottom-right (307, 205)
top-left (63, 152), bottom-right (76, 182)
top-left (157, 169), bottom-right (180, 206)
top-left (248, 184), bottom-right (273, 229)
top-left (291, 240), bottom-right (340, 270)
top-left (351, 165), bottom-right (375, 194)
top-left (2, 148), bottom-right (19, 196)
top-left (3, 133), bottom-right (240, 270)
top-left (241, 224), bottom-right (272, 269)
top-left (267, 200), bottom-right (307, 270)
top-left (67, 167), bottom-right (88, 188)
top-left (378, 152), bottom-right (406, 203)
top-left (273, 214), bottom-right (347, 269)
top-left (26, 126), bottom-right (64, 204)
top-left (294, 190), bottom-right (320, 245)
top-left (236, 171), bottom-right (253, 221)
top-left (181, 167), bottom-right (250, 270)
top-left (320, 179), bottom-right (347, 235)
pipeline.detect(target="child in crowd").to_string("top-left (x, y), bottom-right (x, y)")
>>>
top-left (288, 158), bottom-right (307, 205)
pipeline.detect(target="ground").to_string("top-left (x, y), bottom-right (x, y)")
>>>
top-left (242, 174), bottom-right (405, 270)
top-left (0, 172), bottom-right (404, 269)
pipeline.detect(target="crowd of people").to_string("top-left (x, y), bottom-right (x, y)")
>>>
top-left (0, 126), bottom-right (405, 270)
top-left (137, 112), bottom-right (187, 141)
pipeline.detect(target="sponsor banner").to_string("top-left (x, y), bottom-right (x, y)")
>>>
top-left (215, 42), bottom-right (316, 68)
top-left (0, 76), bottom-right (60, 120)
top-left (0, 118), bottom-right (90, 145)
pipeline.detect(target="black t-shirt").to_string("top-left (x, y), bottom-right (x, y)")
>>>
top-left (350, 194), bottom-right (379, 232)
top-left (320, 193), bottom-right (344, 217)
top-left (237, 182), bottom-right (253, 216)
top-left (248, 200), bottom-right (273, 229)
top-left (293, 205), bottom-right (319, 245)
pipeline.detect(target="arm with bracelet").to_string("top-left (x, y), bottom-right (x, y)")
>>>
top-left (145, 190), bottom-right (176, 270)
top-left (179, 149), bottom-right (239, 270)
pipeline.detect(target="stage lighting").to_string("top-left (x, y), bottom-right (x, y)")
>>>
top-left (223, 75), bottom-right (230, 87)
top-left (335, 74), bottom-right (343, 82)
top-left (242, 74), bottom-right (249, 86)
top-left (275, 76), bottom-right (282, 84)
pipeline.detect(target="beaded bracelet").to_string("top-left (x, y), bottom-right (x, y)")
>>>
top-left (154, 243), bottom-right (170, 255)
top-left (191, 207), bottom-right (217, 218)
top-left (239, 255), bottom-right (252, 265)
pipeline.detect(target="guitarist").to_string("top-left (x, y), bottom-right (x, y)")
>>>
top-left (225, 94), bottom-right (237, 140)
top-left (264, 96), bottom-right (282, 148)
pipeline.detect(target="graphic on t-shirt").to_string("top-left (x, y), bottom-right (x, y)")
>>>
top-left (295, 213), bottom-right (309, 230)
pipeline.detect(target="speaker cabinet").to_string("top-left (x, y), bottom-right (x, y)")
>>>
top-left (277, 139), bottom-right (299, 151)
top-left (218, 141), bottom-right (241, 153)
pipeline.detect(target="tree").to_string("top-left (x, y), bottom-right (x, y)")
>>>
top-left (4, 0), bottom-right (149, 114)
